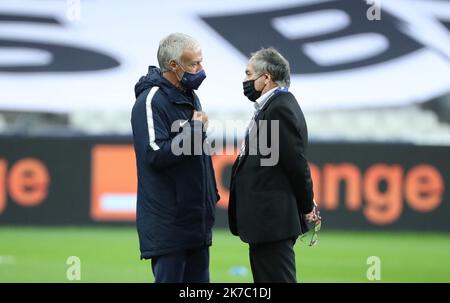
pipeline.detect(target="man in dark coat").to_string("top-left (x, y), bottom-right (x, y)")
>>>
top-left (131, 33), bottom-right (219, 283)
top-left (228, 47), bottom-right (321, 283)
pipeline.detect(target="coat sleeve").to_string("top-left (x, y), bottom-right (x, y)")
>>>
top-left (132, 93), bottom-right (204, 170)
top-left (267, 98), bottom-right (315, 214)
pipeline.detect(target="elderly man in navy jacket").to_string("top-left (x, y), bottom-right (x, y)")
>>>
top-left (131, 33), bottom-right (219, 283)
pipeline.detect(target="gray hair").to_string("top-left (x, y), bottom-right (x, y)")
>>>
top-left (157, 33), bottom-right (201, 73)
top-left (251, 47), bottom-right (291, 88)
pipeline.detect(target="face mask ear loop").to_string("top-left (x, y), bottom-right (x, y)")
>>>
top-left (254, 73), bottom-right (267, 92)
top-left (173, 60), bottom-right (185, 82)
top-left (254, 74), bottom-right (263, 81)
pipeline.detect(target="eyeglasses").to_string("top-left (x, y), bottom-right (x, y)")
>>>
top-left (300, 220), bottom-right (321, 247)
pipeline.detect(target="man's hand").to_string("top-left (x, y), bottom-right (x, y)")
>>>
top-left (305, 200), bottom-right (321, 224)
top-left (192, 110), bottom-right (208, 130)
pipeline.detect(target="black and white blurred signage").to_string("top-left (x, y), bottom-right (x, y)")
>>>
top-left (1, 0), bottom-right (450, 113)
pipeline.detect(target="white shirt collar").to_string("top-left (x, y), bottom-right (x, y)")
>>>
top-left (254, 86), bottom-right (279, 111)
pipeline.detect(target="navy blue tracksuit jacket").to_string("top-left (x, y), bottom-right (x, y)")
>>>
top-left (131, 66), bottom-right (219, 259)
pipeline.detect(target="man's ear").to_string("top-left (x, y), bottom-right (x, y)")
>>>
top-left (264, 74), bottom-right (272, 84)
top-left (169, 60), bottom-right (178, 71)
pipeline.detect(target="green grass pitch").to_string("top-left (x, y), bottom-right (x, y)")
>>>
top-left (1, 227), bottom-right (449, 283)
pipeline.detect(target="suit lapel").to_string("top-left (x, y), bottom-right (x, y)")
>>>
top-left (234, 92), bottom-right (283, 174)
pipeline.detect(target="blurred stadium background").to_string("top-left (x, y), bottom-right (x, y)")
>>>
top-left (1, 0), bottom-right (450, 282)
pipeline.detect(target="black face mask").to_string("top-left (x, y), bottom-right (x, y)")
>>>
top-left (243, 75), bottom-right (263, 102)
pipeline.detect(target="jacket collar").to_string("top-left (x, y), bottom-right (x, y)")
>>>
top-left (235, 89), bottom-right (290, 172)
top-left (254, 87), bottom-right (289, 120)
top-left (134, 66), bottom-right (197, 107)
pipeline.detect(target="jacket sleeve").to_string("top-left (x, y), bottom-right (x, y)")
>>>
top-left (209, 156), bottom-right (221, 203)
top-left (139, 98), bottom-right (204, 170)
top-left (267, 99), bottom-right (315, 214)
